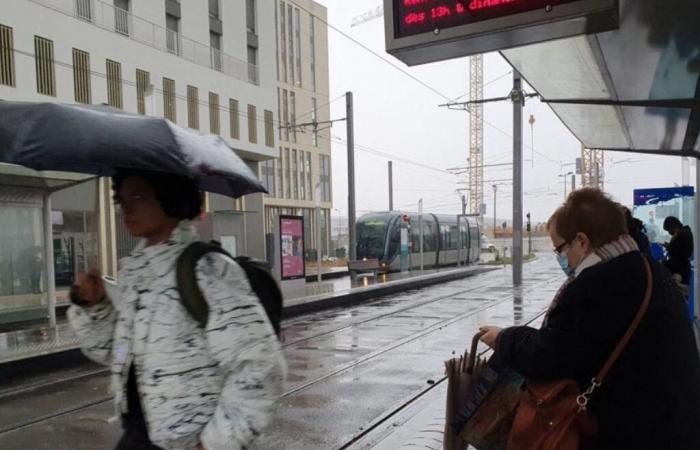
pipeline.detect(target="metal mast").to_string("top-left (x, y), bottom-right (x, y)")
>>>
top-left (581, 146), bottom-right (605, 190)
top-left (468, 55), bottom-right (484, 218)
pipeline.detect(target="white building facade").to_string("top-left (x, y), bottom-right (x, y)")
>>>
top-left (0, 0), bottom-right (278, 327)
top-left (261, 0), bottom-right (332, 261)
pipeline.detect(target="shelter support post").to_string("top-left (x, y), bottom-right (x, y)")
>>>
top-left (694, 159), bottom-right (700, 325)
top-left (43, 193), bottom-right (56, 329)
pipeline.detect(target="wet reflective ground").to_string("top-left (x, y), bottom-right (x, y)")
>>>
top-left (0, 256), bottom-right (563, 449)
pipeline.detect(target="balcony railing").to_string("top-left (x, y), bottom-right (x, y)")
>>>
top-left (114, 6), bottom-right (129, 36)
top-left (31, 0), bottom-right (259, 85)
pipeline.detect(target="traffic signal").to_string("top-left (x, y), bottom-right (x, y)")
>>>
top-left (526, 212), bottom-right (531, 232)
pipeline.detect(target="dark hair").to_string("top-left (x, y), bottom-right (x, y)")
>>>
top-left (112, 170), bottom-right (202, 220)
top-left (547, 188), bottom-right (628, 248)
top-left (663, 216), bottom-right (682, 232)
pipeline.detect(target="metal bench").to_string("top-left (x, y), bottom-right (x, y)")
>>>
top-left (347, 258), bottom-right (381, 278)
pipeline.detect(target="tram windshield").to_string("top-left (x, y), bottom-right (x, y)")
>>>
top-left (357, 216), bottom-right (390, 259)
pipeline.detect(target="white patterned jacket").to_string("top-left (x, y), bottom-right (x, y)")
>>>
top-left (68, 221), bottom-right (286, 450)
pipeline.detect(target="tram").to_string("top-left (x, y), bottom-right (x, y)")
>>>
top-left (356, 212), bottom-right (481, 271)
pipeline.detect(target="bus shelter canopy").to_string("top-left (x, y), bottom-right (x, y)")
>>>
top-left (501, 0), bottom-right (700, 157)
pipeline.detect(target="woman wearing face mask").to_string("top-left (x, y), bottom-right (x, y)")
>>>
top-left (478, 188), bottom-right (700, 450)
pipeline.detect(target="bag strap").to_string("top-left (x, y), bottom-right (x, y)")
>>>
top-left (176, 241), bottom-right (231, 328)
top-left (577, 255), bottom-right (653, 409)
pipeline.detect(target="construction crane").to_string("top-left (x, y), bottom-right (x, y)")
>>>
top-left (581, 145), bottom-right (605, 190)
top-left (351, 6), bottom-right (383, 27)
top-left (468, 55), bottom-right (484, 219)
top-left (352, 4), bottom-right (487, 222)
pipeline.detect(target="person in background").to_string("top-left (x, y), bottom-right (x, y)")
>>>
top-left (623, 207), bottom-right (651, 256)
top-left (662, 216), bottom-right (693, 285)
top-left (70, 170), bottom-right (285, 450)
top-left (479, 189), bottom-right (700, 450)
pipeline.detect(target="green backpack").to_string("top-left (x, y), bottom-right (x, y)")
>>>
top-left (175, 241), bottom-right (282, 338)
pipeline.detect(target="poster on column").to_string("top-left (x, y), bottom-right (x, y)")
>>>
top-left (280, 215), bottom-right (305, 280)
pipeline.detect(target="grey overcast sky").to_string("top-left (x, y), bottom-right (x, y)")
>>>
top-left (314, 0), bottom-right (691, 224)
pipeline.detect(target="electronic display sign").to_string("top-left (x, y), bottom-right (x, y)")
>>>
top-left (385, 0), bottom-right (619, 66)
top-left (395, 0), bottom-right (580, 38)
top-left (280, 215), bottom-right (306, 280)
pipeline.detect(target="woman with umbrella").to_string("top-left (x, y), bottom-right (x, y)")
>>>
top-left (0, 101), bottom-right (287, 450)
top-left (70, 169), bottom-right (285, 450)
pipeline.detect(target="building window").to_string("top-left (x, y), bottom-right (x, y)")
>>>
top-left (299, 151), bottom-right (306, 200)
top-left (276, 149), bottom-right (283, 198)
top-left (76, 0), bottom-right (92, 21)
top-left (261, 160), bottom-right (275, 196)
top-left (72, 49), bottom-right (91, 104)
top-left (320, 154), bottom-right (331, 202)
top-left (106, 59), bottom-right (123, 108)
top-left (247, 45), bottom-right (257, 84)
top-left (284, 148), bottom-right (291, 199)
top-left (34, 36), bottom-right (56, 97)
top-left (306, 152), bottom-right (312, 201)
top-left (209, 0), bottom-right (220, 19)
top-left (210, 32), bottom-right (222, 71)
top-left (277, 88), bottom-right (282, 140)
top-left (209, 92), bottom-right (220, 135)
top-left (0, 24), bottom-right (16, 87)
top-left (282, 89), bottom-right (289, 142)
top-left (274, 2), bottom-right (280, 82)
top-left (294, 8), bottom-right (302, 87)
top-left (290, 91), bottom-right (297, 143)
top-left (279, 1), bottom-right (287, 83)
top-left (291, 149), bottom-right (298, 200)
top-left (187, 85), bottom-right (199, 129)
top-left (287, 4), bottom-right (294, 85)
top-left (311, 97), bottom-right (318, 146)
top-left (163, 77), bottom-right (176, 122)
top-left (248, 104), bottom-right (257, 144)
top-left (310, 15), bottom-right (316, 91)
top-left (114, 0), bottom-right (130, 35)
top-left (136, 69), bottom-right (150, 115)
top-left (166, 14), bottom-right (180, 55)
top-left (246, 0), bottom-right (256, 34)
top-left (229, 98), bottom-right (240, 139)
top-left (264, 110), bottom-right (274, 148)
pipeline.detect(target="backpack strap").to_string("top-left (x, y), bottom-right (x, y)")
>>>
top-left (176, 241), bottom-right (231, 328)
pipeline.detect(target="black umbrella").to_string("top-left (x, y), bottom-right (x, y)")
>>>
top-left (0, 101), bottom-right (266, 197)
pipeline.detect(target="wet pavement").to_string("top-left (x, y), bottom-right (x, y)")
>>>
top-left (0, 265), bottom-right (483, 364)
top-left (0, 256), bottom-right (563, 449)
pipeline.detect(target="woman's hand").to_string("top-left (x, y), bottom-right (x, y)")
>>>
top-left (479, 326), bottom-right (503, 349)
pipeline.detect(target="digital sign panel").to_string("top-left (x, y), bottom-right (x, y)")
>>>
top-left (280, 215), bottom-right (306, 280)
top-left (385, 0), bottom-right (619, 66)
top-left (395, 0), bottom-right (580, 38)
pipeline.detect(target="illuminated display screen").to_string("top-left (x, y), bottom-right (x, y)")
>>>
top-left (394, 0), bottom-right (581, 38)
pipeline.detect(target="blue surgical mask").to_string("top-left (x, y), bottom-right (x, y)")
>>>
top-left (557, 251), bottom-right (575, 277)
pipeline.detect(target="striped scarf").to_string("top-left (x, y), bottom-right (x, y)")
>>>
top-left (543, 234), bottom-right (640, 326)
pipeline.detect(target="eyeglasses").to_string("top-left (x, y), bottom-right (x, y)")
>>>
top-left (553, 240), bottom-right (571, 255)
top-left (113, 193), bottom-right (156, 208)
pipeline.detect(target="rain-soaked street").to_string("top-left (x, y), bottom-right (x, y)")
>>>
top-left (0, 256), bottom-right (563, 449)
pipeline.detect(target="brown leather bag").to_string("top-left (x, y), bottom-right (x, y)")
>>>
top-left (507, 256), bottom-right (653, 450)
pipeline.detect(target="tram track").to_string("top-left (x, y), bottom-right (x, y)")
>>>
top-left (0, 268), bottom-right (558, 439)
top-left (336, 308), bottom-right (549, 450)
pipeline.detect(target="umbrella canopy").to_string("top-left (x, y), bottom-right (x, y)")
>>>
top-left (0, 101), bottom-right (266, 198)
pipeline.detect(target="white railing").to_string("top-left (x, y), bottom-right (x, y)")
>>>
top-left (114, 6), bottom-right (129, 36)
top-left (31, 0), bottom-right (259, 85)
top-left (166, 28), bottom-right (180, 55)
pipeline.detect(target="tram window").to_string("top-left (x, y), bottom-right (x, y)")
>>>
top-left (387, 224), bottom-right (400, 258)
top-left (450, 225), bottom-right (460, 250)
top-left (410, 219), bottom-right (437, 252)
top-left (357, 217), bottom-right (389, 259)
